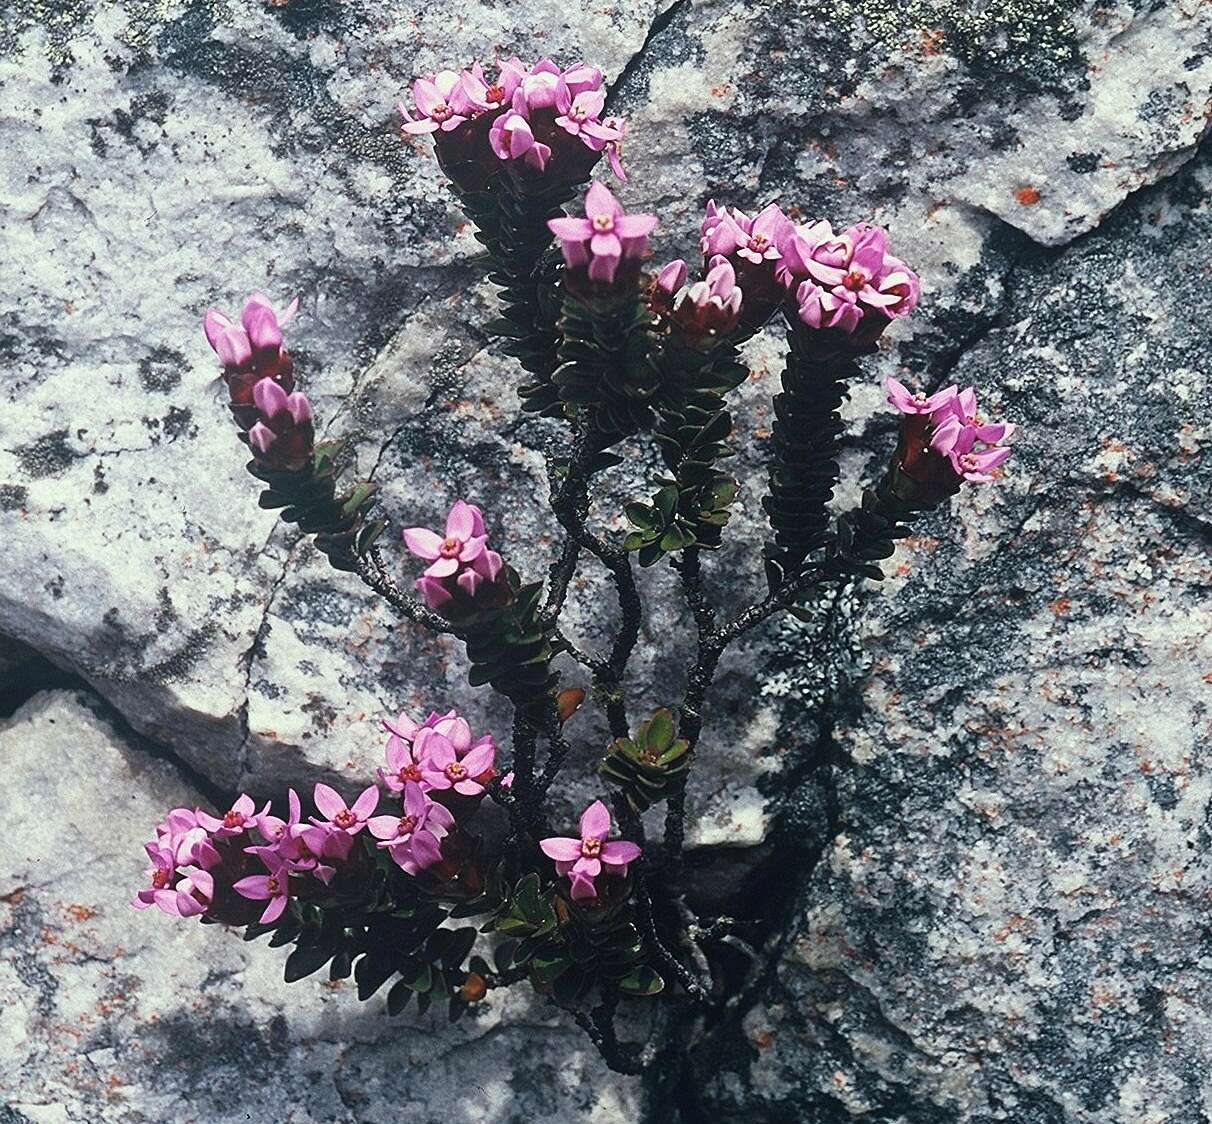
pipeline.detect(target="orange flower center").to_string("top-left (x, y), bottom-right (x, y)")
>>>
top-left (445, 762), bottom-right (468, 781)
top-left (582, 837), bottom-right (602, 856)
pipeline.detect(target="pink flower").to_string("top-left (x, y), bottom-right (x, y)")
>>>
top-left (202, 309), bottom-right (252, 368)
top-left (928, 386), bottom-right (1016, 452)
top-left (669, 256), bottom-right (743, 344)
top-left (132, 842), bottom-right (215, 918)
top-left (403, 499), bottom-right (487, 578)
top-left (884, 377), bottom-right (958, 416)
top-left (514, 58), bottom-right (565, 111)
top-left (548, 182), bottom-right (657, 288)
top-left (241, 292), bottom-right (299, 353)
top-left (947, 437), bottom-right (1013, 483)
top-left (459, 59), bottom-right (524, 113)
top-left (378, 731), bottom-right (429, 793)
top-left (132, 842), bottom-right (181, 913)
top-left (888, 392), bottom-right (1014, 504)
top-left (419, 734), bottom-right (496, 796)
top-left (367, 782), bottom-right (455, 874)
top-left (203, 293), bottom-right (297, 366)
top-left (310, 782), bottom-right (379, 835)
top-left (699, 200), bottom-right (792, 330)
top-left (196, 794), bottom-right (270, 839)
top-left (399, 70), bottom-right (472, 135)
top-left (246, 377), bottom-right (314, 466)
top-left (404, 500), bottom-right (506, 613)
top-left (172, 869), bottom-right (215, 918)
top-left (562, 62), bottom-right (604, 97)
top-left (489, 111), bottom-right (551, 171)
top-left (233, 853), bottom-right (291, 924)
top-left (703, 202), bottom-right (785, 266)
top-left (539, 799), bottom-right (641, 901)
top-left (282, 822), bottom-right (352, 884)
top-left (555, 87), bottom-right (607, 136)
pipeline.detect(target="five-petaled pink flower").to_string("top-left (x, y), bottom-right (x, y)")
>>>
top-left (459, 59), bottom-right (524, 112)
top-left (778, 221), bottom-right (920, 338)
top-left (404, 499), bottom-right (488, 579)
top-left (404, 500), bottom-right (505, 612)
top-left (399, 71), bottom-right (472, 135)
top-left (704, 202), bottom-right (786, 266)
top-left (540, 799), bottom-right (642, 901)
top-left (419, 734), bottom-right (496, 796)
top-left (548, 182), bottom-right (657, 286)
top-left (311, 783), bottom-right (379, 835)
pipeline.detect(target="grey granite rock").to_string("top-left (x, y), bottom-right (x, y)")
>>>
top-left (687, 82), bottom-right (1212, 1124)
top-left (0, 690), bottom-right (642, 1123)
top-left (2, 0), bottom-right (1211, 1119)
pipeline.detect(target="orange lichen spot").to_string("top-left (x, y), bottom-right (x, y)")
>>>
top-left (1049, 598), bottom-right (1072, 616)
top-left (710, 84), bottom-right (731, 98)
top-left (921, 28), bottom-right (947, 55)
top-left (1015, 186), bottom-right (1042, 206)
top-left (65, 904), bottom-right (98, 922)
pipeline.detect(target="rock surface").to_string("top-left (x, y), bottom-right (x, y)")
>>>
top-left (1, 0), bottom-right (1210, 1120)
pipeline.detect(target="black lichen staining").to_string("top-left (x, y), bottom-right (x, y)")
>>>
top-left (1067, 151), bottom-right (1101, 173)
top-left (14, 429), bottom-right (80, 479)
top-left (0, 484), bottom-right (29, 511)
top-left (138, 345), bottom-right (186, 393)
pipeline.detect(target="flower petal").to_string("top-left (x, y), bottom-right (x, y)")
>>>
top-left (578, 799), bottom-right (611, 841)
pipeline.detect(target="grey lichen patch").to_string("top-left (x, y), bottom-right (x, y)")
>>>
top-left (806, 0), bottom-right (1083, 91)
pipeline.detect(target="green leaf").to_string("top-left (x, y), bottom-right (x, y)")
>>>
top-left (386, 979), bottom-right (413, 1016)
top-left (645, 709), bottom-right (676, 754)
top-left (624, 502), bottom-right (656, 531)
top-left (284, 945), bottom-right (333, 983)
top-left (617, 965), bottom-right (665, 996)
top-left (401, 961), bottom-right (433, 993)
top-left (441, 928), bottom-right (478, 971)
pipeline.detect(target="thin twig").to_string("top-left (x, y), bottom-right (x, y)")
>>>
top-left (355, 547), bottom-right (459, 633)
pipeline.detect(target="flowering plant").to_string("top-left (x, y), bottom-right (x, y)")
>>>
top-left (140, 55), bottom-right (1014, 1074)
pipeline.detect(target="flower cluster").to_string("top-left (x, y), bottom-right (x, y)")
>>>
top-left (540, 800), bottom-right (641, 901)
top-left (203, 292), bottom-right (314, 467)
top-left (885, 378), bottom-right (1014, 500)
top-left (400, 58), bottom-right (626, 192)
top-left (134, 706), bottom-right (500, 923)
top-left (780, 221), bottom-right (920, 346)
top-left (652, 255), bottom-right (743, 345)
top-left (547, 182), bottom-right (658, 299)
top-left (689, 202), bottom-right (922, 344)
top-left (403, 499), bottom-right (508, 614)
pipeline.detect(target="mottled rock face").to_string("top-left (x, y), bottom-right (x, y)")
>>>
top-left (1, 0), bottom-right (1210, 1120)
